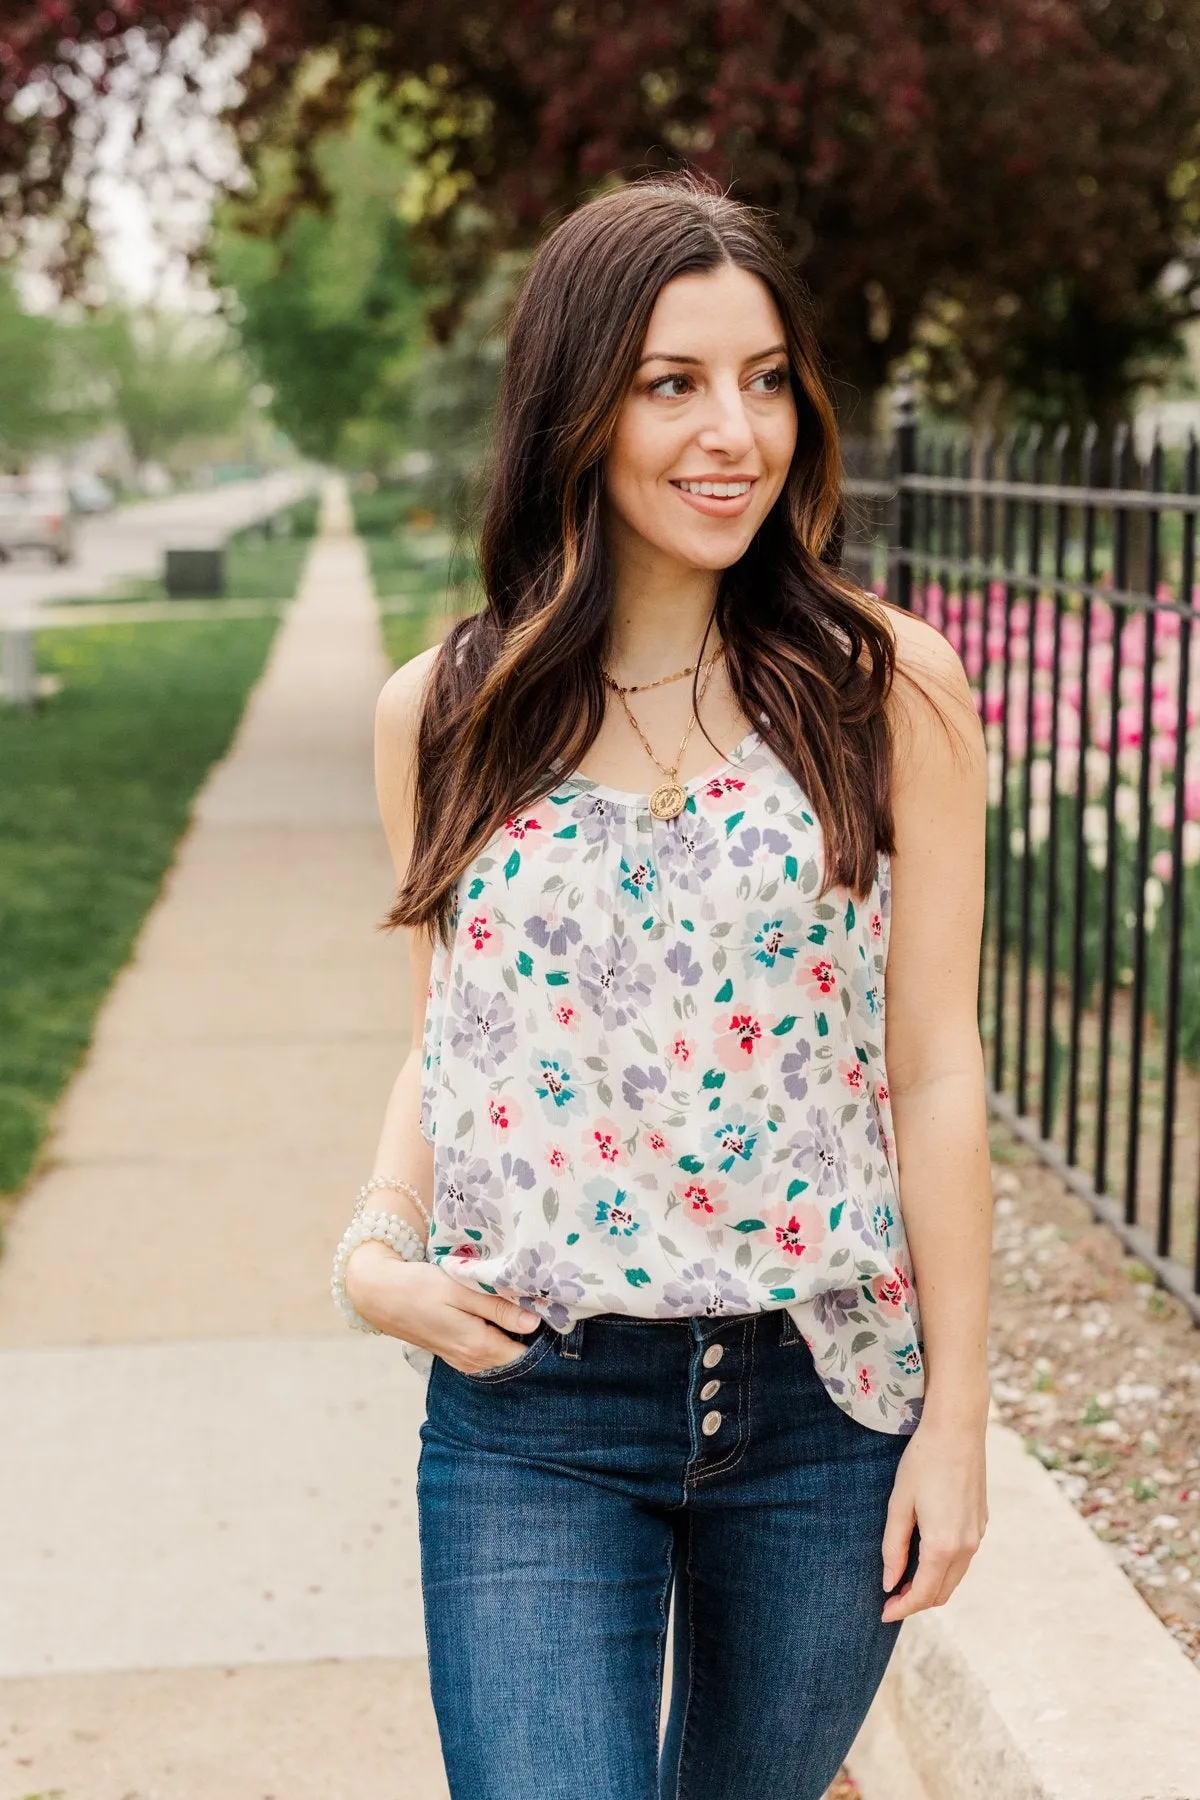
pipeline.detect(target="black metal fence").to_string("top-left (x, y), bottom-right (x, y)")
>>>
top-left (842, 386), bottom-right (1200, 1324)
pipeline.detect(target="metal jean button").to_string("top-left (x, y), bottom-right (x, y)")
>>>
top-left (702, 1343), bottom-right (724, 1368)
top-left (701, 1409), bottom-right (723, 1436)
top-left (700, 1379), bottom-right (721, 1401)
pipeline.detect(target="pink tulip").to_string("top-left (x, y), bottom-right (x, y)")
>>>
top-left (1152, 848), bottom-right (1173, 882)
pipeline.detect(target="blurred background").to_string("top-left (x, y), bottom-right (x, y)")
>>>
top-left (2, 6), bottom-right (1200, 1798)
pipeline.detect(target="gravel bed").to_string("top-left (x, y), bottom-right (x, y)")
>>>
top-left (986, 1131), bottom-right (1200, 1665)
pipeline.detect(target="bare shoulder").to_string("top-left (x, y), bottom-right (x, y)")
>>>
top-left (876, 600), bottom-right (983, 791)
top-left (375, 641), bottom-right (443, 748)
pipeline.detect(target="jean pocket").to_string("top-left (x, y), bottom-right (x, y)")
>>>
top-left (454, 1322), bottom-right (554, 1385)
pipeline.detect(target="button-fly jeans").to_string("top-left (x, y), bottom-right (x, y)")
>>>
top-left (416, 1307), bottom-right (920, 1800)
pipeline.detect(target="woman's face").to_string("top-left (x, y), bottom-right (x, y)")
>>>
top-left (603, 262), bottom-right (799, 577)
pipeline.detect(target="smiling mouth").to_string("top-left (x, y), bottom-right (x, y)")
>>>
top-left (671, 477), bottom-right (757, 498)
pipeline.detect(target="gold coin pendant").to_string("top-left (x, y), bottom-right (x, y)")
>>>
top-left (649, 781), bottom-right (687, 821)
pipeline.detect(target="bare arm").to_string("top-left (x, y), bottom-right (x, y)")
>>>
top-left (877, 612), bottom-right (992, 1620)
top-left (343, 647), bottom-right (540, 1369)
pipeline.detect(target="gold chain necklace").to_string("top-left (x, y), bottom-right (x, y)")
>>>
top-left (604, 647), bottom-right (724, 696)
top-left (599, 647), bottom-right (723, 821)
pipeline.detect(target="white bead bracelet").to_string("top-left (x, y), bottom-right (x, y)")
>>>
top-left (331, 1207), bottom-right (433, 1376)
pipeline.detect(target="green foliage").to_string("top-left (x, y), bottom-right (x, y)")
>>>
top-left (0, 616), bottom-right (279, 1197)
top-left (0, 274), bottom-right (103, 459)
top-left (213, 86), bottom-right (427, 467)
top-left (79, 308), bottom-right (253, 469)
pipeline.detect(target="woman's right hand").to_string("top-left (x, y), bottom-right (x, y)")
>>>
top-left (344, 1240), bottom-right (541, 1374)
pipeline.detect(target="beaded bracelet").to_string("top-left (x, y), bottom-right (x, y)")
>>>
top-left (354, 1174), bottom-right (432, 1234)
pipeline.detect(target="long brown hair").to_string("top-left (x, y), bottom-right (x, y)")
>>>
top-left (387, 170), bottom-right (927, 950)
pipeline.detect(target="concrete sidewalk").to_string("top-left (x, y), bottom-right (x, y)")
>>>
top-left (0, 482), bottom-right (448, 1797)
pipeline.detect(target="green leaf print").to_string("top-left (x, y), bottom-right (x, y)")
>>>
top-left (701, 1070), bottom-right (726, 1089)
top-left (851, 1331), bottom-right (878, 1354)
top-left (714, 978), bottom-right (733, 1002)
top-left (816, 1013), bottom-right (829, 1037)
top-left (516, 950), bottom-right (534, 977)
top-left (724, 810), bottom-right (745, 834)
top-left (546, 970), bottom-right (569, 985)
top-left (807, 923), bottom-right (828, 944)
top-left (681, 918), bottom-right (695, 931)
top-left (625, 1267), bottom-right (652, 1286)
top-left (845, 899), bottom-right (856, 930)
top-left (455, 1110), bottom-right (472, 1139)
top-left (479, 1282), bottom-right (498, 1294)
top-left (542, 1187), bottom-right (559, 1224)
top-left (465, 1228), bottom-right (482, 1241)
top-left (840, 1103), bottom-right (857, 1125)
top-left (504, 850), bottom-right (521, 881)
top-left (566, 1232), bottom-right (580, 1245)
top-left (784, 855), bottom-right (798, 882)
top-left (731, 1219), bottom-right (765, 1232)
top-left (855, 1045), bottom-right (869, 1062)
top-left (658, 1235), bottom-right (683, 1257)
top-left (769, 1287), bottom-right (796, 1301)
top-left (554, 824), bottom-right (578, 838)
top-left (597, 1081), bottom-right (613, 1105)
top-left (735, 1242), bottom-right (753, 1269)
top-left (829, 1200), bottom-right (845, 1230)
top-left (786, 1178), bottom-right (810, 1200)
top-left (468, 877), bottom-right (485, 899)
top-left (770, 1015), bottom-right (796, 1035)
top-left (678, 1154), bottom-right (704, 1173)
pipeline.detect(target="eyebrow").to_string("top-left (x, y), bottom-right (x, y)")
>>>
top-left (636, 342), bottom-right (788, 368)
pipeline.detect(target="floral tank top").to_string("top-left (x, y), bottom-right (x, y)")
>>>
top-left (418, 715), bottom-right (925, 1436)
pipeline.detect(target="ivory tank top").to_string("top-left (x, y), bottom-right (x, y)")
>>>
top-left (418, 714), bottom-right (926, 1436)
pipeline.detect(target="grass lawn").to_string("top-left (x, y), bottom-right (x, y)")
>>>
top-left (351, 480), bottom-right (477, 665)
top-left (0, 612), bottom-right (281, 1209)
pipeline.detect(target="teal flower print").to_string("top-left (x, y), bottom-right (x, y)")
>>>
top-left (712, 1118), bottom-right (761, 1182)
top-left (619, 853), bottom-right (656, 904)
top-left (745, 907), bottom-right (803, 986)
top-left (529, 1052), bottom-right (587, 1119)
top-left (578, 1179), bottom-right (645, 1257)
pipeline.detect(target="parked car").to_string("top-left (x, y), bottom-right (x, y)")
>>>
top-left (0, 480), bottom-right (75, 564)
top-left (67, 472), bottom-right (116, 515)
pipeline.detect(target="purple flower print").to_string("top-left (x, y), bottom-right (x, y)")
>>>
top-left (500, 1151), bottom-right (537, 1190)
top-left (446, 978), bottom-right (517, 1074)
top-left (786, 1106), bottom-right (849, 1198)
top-left (570, 793), bottom-right (627, 848)
top-left (524, 912), bottom-right (583, 956)
top-left (811, 1286), bottom-right (861, 1332)
top-left (872, 1199), bottom-right (897, 1247)
top-left (578, 934), bottom-right (654, 1029)
top-left (779, 1037), bottom-right (812, 1102)
top-left (729, 823), bottom-right (792, 869)
top-left (655, 811), bottom-right (722, 892)
top-left (435, 1143), bottom-right (504, 1237)
top-left (621, 1063), bottom-right (667, 1112)
top-left (664, 939), bottom-right (704, 987)
top-left (656, 1259), bottom-right (751, 1317)
top-left (499, 1241), bottom-right (587, 1329)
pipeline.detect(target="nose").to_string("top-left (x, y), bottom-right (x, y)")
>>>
top-left (694, 374), bottom-right (756, 461)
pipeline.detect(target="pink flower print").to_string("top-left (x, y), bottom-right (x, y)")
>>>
top-left (583, 1117), bottom-right (625, 1168)
top-left (699, 771), bottom-right (749, 803)
top-left (839, 1058), bottom-right (867, 1094)
top-left (801, 958), bottom-right (837, 1001)
top-left (856, 1364), bottom-right (874, 1396)
top-left (465, 912), bottom-right (502, 956)
top-left (870, 1273), bottom-right (907, 1315)
top-left (876, 1078), bottom-right (890, 1105)
top-left (767, 1200), bottom-right (827, 1262)
top-left (676, 1178), bottom-right (729, 1219)
top-left (869, 911), bottom-right (883, 939)
top-left (488, 1097), bottom-right (521, 1133)
top-left (643, 1126), bottom-right (671, 1157)
top-left (552, 1002), bottom-right (579, 1030)
top-left (667, 1032), bottom-right (696, 1067)
top-left (714, 1010), bottom-right (779, 1071)
top-left (449, 1241), bottom-right (485, 1264)
top-left (504, 813), bottom-right (543, 842)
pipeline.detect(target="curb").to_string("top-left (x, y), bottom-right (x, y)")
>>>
top-left (847, 1418), bottom-right (1200, 1800)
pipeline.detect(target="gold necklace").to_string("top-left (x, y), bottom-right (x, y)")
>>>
top-left (600, 650), bottom-right (722, 821)
top-left (603, 646), bottom-right (724, 696)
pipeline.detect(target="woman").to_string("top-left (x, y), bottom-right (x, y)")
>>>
top-left (336, 171), bottom-right (992, 1800)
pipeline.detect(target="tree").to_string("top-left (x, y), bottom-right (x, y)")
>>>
top-left (7, 2), bottom-right (1200, 426)
top-left (0, 275), bottom-right (102, 461)
top-left (211, 84), bottom-right (428, 466)
top-left (82, 308), bottom-right (252, 469)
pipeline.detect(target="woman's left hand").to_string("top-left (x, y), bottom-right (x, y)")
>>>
top-left (879, 1415), bottom-right (989, 1623)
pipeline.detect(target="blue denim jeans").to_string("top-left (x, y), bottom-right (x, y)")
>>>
top-left (417, 1307), bottom-right (919, 1800)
